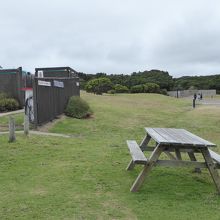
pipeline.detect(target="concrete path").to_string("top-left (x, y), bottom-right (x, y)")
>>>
top-left (200, 100), bottom-right (220, 105)
top-left (0, 130), bottom-right (71, 138)
top-left (0, 109), bottom-right (24, 117)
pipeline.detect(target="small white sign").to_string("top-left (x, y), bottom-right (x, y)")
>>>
top-left (76, 82), bottom-right (80, 87)
top-left (54, 80), bottom-right (64, 88)
top-left (38, 80), bottom-right (51, 87)
top-left (38, 70), bottom-right (44, 78)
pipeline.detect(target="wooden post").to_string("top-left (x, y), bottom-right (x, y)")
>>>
top-left (9, 117), bottom-right (16, 142)
top-left (24, 114), bottom-right (29, 136)
top-left (33, 78), bottom-right (38, 129)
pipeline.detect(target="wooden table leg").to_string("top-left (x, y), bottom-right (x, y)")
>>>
top-left (130, 144), bottom-right (164, 192)
top-left (175, 149), bottom-right (182, 160)
top-left (188, 152), bottom-right (201, 173)
top-left (127, 160), bottom-right (135, 170)
top-left (201, 148), bottom-right (220, 194)
top-left (140, 134), bottom-right (151, 150)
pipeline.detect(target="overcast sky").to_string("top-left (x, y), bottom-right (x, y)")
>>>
top-left (1, 0), bottom-right (220, 77)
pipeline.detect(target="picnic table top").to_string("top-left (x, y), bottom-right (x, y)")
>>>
top-left (145, 128), bottom-right (216, 147)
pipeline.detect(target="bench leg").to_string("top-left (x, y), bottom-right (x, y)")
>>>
top-left (188, 152), bottom-right (201, 173)
top-left (126, 160), bottom-right (135, 170)
top-left (201, 148), bottom-right (220, 194)
top-left (130, 144), bottom-right (164, 192)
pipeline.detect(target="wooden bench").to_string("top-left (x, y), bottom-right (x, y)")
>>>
top-left (209, 149), bottom-right (220, 164)
top-left (127, 140), bottom-right (148, 165)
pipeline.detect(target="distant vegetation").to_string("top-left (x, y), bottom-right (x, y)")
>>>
top-left (174, 75), bottom-right (220, 92)
top-left (78, 70), bottom-right (220, 94)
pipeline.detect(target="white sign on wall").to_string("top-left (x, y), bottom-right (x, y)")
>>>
top-left (38, 80), bottom-right (51, 87)
top-left (38, 70), bottom-right (44, 78)
top-left (76, 82), bottom-right (79, 87)
top-left (54, 80), bottom-right (64, 88)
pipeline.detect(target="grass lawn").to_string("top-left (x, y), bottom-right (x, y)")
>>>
top-left (1, 92), bottom-right (220, 219)
top-left (0, 113), bottom-right (24, 131)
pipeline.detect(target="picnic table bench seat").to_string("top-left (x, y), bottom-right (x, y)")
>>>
top-left (209, 149), bottom-right (220, 164)
top-left (127, 140), bottom-right (148, 164)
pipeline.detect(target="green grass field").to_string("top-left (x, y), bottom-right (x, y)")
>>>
top-left (0, 113), bottom-right (24, 131)
top-left (1, 92), bottom-right (220, 219)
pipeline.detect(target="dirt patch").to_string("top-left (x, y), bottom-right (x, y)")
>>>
top-left (36, 114), bottom-right (66, 132)
top-left (0, 125), bottom-right (23, 132)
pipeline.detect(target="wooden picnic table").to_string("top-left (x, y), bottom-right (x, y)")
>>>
top-left (127, 128), bottom-right (220, 193)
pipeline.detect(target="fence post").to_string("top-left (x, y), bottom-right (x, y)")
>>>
top-left (33, 77), bottom-right (38, 129)
top-left (24, 114), bottom-right (29, 136)
top-left (9, 117), bottom-right (16, 142)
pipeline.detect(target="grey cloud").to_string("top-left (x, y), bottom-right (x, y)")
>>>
top-left (1, 0), bottom-right (220, 76)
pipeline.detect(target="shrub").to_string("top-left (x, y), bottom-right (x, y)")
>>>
top-left (160, 89), bottom-right (168, 95)
top-left (144, 83), bottom-right (160, 93)
top-left (0, 98), bottom-right (19, 112)
top-left (65, 96), bottom-right (93, 119)
top-left (130, 85), bottom-right (144, 93)
top-left (85, 78), bottom-right (113, 95)
top-left (114, 84), bottom-right (129, 93)
top-left (0, 92), bottom-right (9, 99)
top-left (107, 90), bottom-right (116, 94)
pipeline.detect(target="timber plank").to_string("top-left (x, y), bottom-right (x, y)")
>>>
top-left (145, 128), bottom-right (216, 147)
top-left (209, 149), bottom-right (220, 164)
top-left (155, 128), bottom-right (178, 143)
top-left (145, 128), bottom-right (168, 144)
top-left (127, 140), bottom-right (148, 164)
top-left (181, 129), bottom-right (216, 147)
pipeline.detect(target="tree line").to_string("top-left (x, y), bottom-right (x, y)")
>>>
top-left (77, 70), bottom-right (220, 95)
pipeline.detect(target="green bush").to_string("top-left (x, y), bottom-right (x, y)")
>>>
top-left (130, 85), bottom-right (144, 93)
top-left (85, 77), bottom-right (113, 95)
top-left (65, 96), bottom-right (93, 119)
top-left (0, 98), bottom-right (19, 112)
top-left (160, 89), bottom-right (168, 95)
top-left (107, 90), bottom-right (116, 94)
top-left (144, 83), bottom-right (160, 93)
top-left (114, 84), bottom-right (129, 93)
top-left (0, 92), bottom-right (9, 99)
